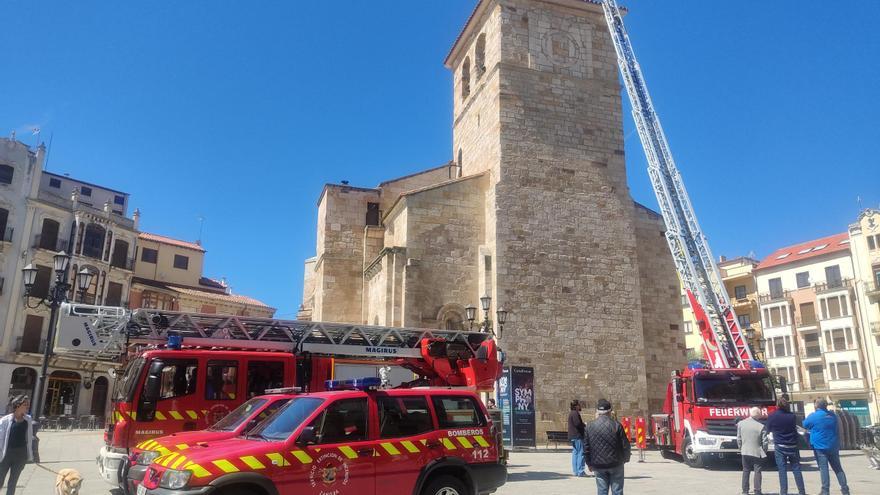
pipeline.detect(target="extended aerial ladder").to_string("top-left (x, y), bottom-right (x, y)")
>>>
top-left (55, 303), bottom-right (501, 389)
top-left (601, 0), bottom-right (754, 369)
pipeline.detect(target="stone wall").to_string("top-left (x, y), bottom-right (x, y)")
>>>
top-left (633, 202), bottom-right (686, 414)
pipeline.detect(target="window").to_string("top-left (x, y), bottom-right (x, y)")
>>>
top-left (246, 361), bottom-right (284, 398)
top-left (114, 195), bottom-right (125, 205)
top-left (31, 265), bottom-right (52, 299)
top-left (734, 285), bottom-right (747, 300)
top-left (461, 57), bottom-right (471, 99)
top-left (457, 148), bottom-right (463, 178)
top-left (378, 396), bottom-right (433, 438)
top-left (820, 295), bottom-right (848, 319)
top-left (111, 240), bottom-right (129, 268)
top-left (799, 302), bottom-right (817, 326)
top-left (82, 224), bottom-right (105, 259)
top-left (39, 219), bottom-right (60, 250)
top-left (20, 315), bottom-right (44, 353)
top-left (475, 33), bottom-right (486, 77)
top-left (308, 398), bottom-right (369, 444)
top-left (0, 208), bottom-right (8, 241)
top-left (681, 294), bottom-right (688, 307)
top-left (772, 337), bottom-right (787, 358)
top-left (0, 165), bottom-right (13, 185)
top-left (683, 321), bottom-right (693, 334)
top-left (825, 265), bottom-right (842, 288)
top-left (432, 396), bottom-right (485, 428)
top-left (796, 272), bottom-right (810, 288)
top-left (764, 306), bottom-right (787, 328)
top-left (141, 290), bottom-right (174, 310)
top-left (105, 282), bottom-right (123, 306)
top-left (808, 365), bottom-right (826, 388)
top-left (824, 327), bottom-right (855, 351)
top-left (830, 361), bottom-right (859, 380)
top-left (140, 247), bottom-right (158, 264)
top-left (366, 202), bottom-right (380, 226)
top-left (49, 177), bottom-right (61, 188)
top-left (112, 210), bottom-right (123, 216)
top-left (254, 397), bottom-right (324, 442)
top-left (155, 359), bottom-right (198, 400)
top-left (868, 235), bottom-right (877, 251)
top-left (768, 278), bottom-right (783, 298)
top-left (206, 360), bottom-right (238, 400)
top-left (803, 332), bottom-right (821, 357)
top-left (79, 186), bottom-right (92, 196)
top-left (737, 314), bottom-right (750, 328)
top-left (173, 254), bottom-right (189, 270)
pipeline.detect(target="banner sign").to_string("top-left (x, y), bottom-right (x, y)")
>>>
top-left (510, 366), bottom-right (536, 448)
top-left (497, 367), bottom-right (512, 447)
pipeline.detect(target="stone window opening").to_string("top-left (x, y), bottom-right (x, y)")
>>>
top-left (0, 164), bottom-right (13, 185)
top-left (461, 57), bottom-right (471, 100)
top-left (457, 148), bottom-right (463, 178)
top-left (437, 303), bottom-right (467, 331)
top-left (82, 223), bottom-right (106, 259)
top-left (366, 202), bottom-right (380, 226)
top-left (475, 33), bottom-right (486, 78)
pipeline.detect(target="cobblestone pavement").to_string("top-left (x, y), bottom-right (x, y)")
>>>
top-left (13, 431), bottom-right (878, 494)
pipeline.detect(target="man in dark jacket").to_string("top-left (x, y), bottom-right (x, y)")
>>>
top-left (583, 399), bottom-right (631, 495)
top-left (568, 399), bottom-right (586, 476)
top-left (764, 398), bottom-right (806, 495)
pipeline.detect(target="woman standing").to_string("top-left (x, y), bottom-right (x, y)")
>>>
top-left (0, 395), bottom-right (39, 495)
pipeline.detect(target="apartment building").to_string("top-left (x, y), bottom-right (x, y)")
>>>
top-left (848, 208), bottom-right (880, 423)
top-left (755, 233), bottom-right (874, 425)
top-left (129, 232), bottom-right (275, 317)
top-left (680, 257), bottom-right (762, 360)
top-left (0, 137), bottom-right (138, 418)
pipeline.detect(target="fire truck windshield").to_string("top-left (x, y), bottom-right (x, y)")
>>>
top-left (694, 375), bottom-right (775, 405)
top-left (208, 398), bottom-right (268, 432)
top-left (246, 397), bottom-right (323, 442)
top-left (113, 357), bottom-right (145, 403)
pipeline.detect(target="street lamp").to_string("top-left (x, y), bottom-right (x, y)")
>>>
top-left (20, 251), bottom-right (94, 419)
top-left (479, 294), bottom-right (492, 334)
top-left (464, 305), bottom-right (477, 331)
top-left (496, 307), bottom-right (507, 339)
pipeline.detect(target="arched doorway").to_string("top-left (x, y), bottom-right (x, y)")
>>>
top-left (90, 376), bottom-right (109, 416)
top-left (45, 371), bottom-right (81, 417)
top-left (8, 368), bottom-right (36, 413)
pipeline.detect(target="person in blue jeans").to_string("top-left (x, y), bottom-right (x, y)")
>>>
top-left (804, 399), bottom-right (850, 495)
top-left (568, 399), bottom-right (586, 476)
top-left (764, 398), bottom-right (806, 495)
top-left (584, 399), bottom-right (630, 495)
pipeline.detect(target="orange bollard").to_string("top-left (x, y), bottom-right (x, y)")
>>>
top-left (636, 416), bottom-right (647, 462)
top-left (621, 416), bottom-right (632, 442)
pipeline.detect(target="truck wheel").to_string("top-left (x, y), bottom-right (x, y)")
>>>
top-left (422, 475), bottom-right (469, 495)
top-left (682, 437), bottom-right (705, 468)
top-left (660, 448), bottom-right (675, 460)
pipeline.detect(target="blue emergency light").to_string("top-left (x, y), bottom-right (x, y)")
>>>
top-left (686, 360), bottom-right (706, 370)
top-left (748, 360), bottom-right (766, 369)
top-left (324, 376), bottom-right (382, 391)
top-left (167, 334), bottom-right (182, 350)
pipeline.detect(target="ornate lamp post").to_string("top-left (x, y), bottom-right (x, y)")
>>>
top-left (21, 252), bottom-right (94, 418)
top-left (744, 327), bottom-right (765, 362)
top-left (479, 295), bottom-right (492, 334)
top-left (464, 305), bottom-right (477, 331)
top-left (465, 295), bottom-right (507, 339)
top-left (495, 307), bottom-right (507, 340)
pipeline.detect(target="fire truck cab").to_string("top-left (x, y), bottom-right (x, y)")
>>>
top-left (138, 378), bottom-right (507, 495)
top-left (653, 363), bottom-right (778, 467)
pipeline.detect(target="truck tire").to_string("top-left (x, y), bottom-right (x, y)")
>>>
top-left (682, 436), bottom-right (705, 468)
top-left (421, 475), bottom-right (470, 495)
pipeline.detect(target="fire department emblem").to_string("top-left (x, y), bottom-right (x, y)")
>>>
top-left (309, 452), bottom-right (350, 489)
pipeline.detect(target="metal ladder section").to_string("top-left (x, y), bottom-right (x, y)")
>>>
top-left (601, 0), bottom-right (753, 369)
top-left (56, 303), bottom-right (492, 363)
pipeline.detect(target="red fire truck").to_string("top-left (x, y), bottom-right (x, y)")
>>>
top-left (54, 303), bottom-right (502, 488)
top-left (600, 1), bottom-right (784, 466)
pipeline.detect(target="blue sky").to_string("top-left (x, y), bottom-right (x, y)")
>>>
top-left (2, 1), bottom-right (878, 318)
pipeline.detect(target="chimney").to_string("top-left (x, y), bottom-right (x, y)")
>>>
top-left (719, 255), bottom-right (727, 263)
top-left (132, 208), bottom-right (141, 230)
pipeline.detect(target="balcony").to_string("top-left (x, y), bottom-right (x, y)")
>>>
top-left (732, 294), bottom-right (758, 308)
top-left (795, 317), bottom-right (819, 329)
top-left (36, 190), bottom-right (135, 229)
top-left (870, 322), bottom-right (880, 337)
top-left (110, 257), bottom-right (135, 271)
top-left (15, 337), bottom-right (47, 354)
top-left (759, 290), bottom-right (792, 304)
top-left (800, 347), bottom-right (823, 361)
top-left (867, 281), bottom-right (880, 301)
top-left (814, 278), bottom-right (852, 294)
top-left (31, 235), bottom-right (68, 252)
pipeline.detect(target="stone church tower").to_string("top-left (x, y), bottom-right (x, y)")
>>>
top-left (300, 0), bottom-right (685, 432)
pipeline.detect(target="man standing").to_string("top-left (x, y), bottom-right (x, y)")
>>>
top-left (568, 399), bottom-right (586, 477)
top-left (583, 399), bottom-right (630, 495)
top-left (804, 399), bottom-right (850, 495)
top-left (764, 398), bottom-right (806, 495)
top-left (737, 407), bottom-right (767, 495)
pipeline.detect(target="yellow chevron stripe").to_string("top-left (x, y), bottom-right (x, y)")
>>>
top-left (240, 456), bottom-right (266, 470)
top-left (212, 459), bottom-right (239, 473)
top-left (473, 435), bottom-right (490, 447)
top-left (266, 452), bottom-right (290, 467)
top-left (169, 410), bottom-right (184, 420)
top-left (185, 463), bottom-right (211, 478)
top-left (154, 411), bottom-right (167, 421)
top-left (171, 455), bottom-right (187, 469)
top-left (338, 446), bottom-right (357, 459)
top-left (441, 438), bottom-right (457, 450)
top-left (381, 442), bottom-right (401, 455)
top-left (202, 410), bottom-right (209, 417)
top-left (129, 411), bottom-right (137, 420)
top-left (186, 410), bottom-right (198, 420)
top-left (400, 440), bottom-right (420, 453)
top-left (290, 450), bottom-right (313, 464)
top-left (420, 439), bottom-right (428, 445)
top-left (161, 453), bottom-right (179, 467)
top-left (457, 437), bottom-right (474, 449)
top-left (175, 443), bottom-right (189, 450)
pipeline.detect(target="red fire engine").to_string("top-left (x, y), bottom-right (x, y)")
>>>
top-left (601, 1), bottom-right (784, 466)
top-left (54, 303), bottom-right (502, 487)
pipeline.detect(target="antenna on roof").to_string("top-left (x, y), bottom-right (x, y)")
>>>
top-left (197, 215), bottom-right (205, 245)
top-left (857, 195), bottom-right (863, 212)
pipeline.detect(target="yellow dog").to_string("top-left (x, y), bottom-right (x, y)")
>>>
top-left (54, 468), bottom-right (83, 495)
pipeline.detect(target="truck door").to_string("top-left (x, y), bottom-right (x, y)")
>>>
top-left (429, 395), bottom-right (497, 464)
top-left (135, 358), bottom-right (199, 444)
top-left (204, 359), bottom-right (242, 424)
top-left (245, 358), bottom-right (285, 398)
top-left (373, 394), bottom-right (438, 494)
top-left (277, 397), bottom-right (376, 495)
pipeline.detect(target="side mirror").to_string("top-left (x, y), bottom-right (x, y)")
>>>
top-left (143, 371), bottom-right (161, 402)
top-left (675, 394), bottom-right (684, 403)
top-left (296, 426), bottom-right (318, 446)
